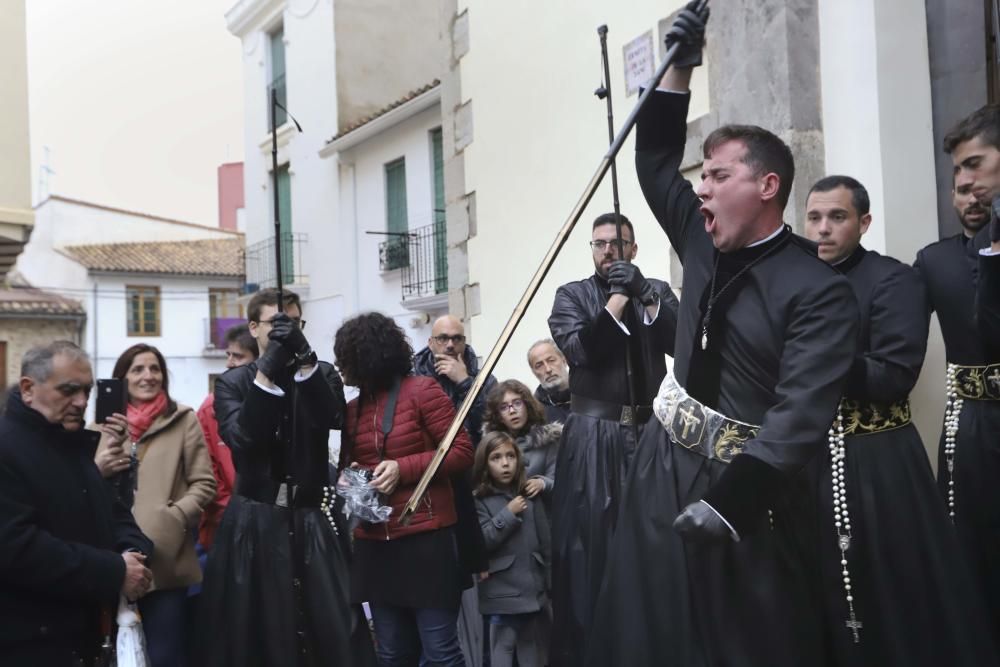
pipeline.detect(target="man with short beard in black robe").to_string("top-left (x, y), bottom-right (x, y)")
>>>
top-left (804, 175), bottom-right (997, 666)
top-left (916, 103), bottom-right (1000, 645)
top-left (546, 212), bottom-right (677, 667)
top-left (587, 5), bottom-right (857, 666)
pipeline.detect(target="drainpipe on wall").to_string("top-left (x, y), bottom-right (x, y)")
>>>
top-left (92, 283), bottom-right (98, 374)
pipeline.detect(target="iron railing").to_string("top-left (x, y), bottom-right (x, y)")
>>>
top-left (244, 232), bottom-right (308, 290)
top-left (379, 234), bottom-right (411, 271)
top-left (401, 222), bottom-right (448, 299)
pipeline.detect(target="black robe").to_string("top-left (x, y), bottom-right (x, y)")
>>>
top-left (546, 271), bottom-right (677, 667)
top-left (586, 90), bottom-right (858, 667)
top-left (197, 362), bottom-right (376, 667)
top-left (915, 232), bottom-right (1000, 642)
top-left (975, 230), bottom-right (1000, 359)
top-left (818, 247), bottom-right (998, 666)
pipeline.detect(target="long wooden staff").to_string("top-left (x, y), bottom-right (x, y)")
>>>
top-left (596, 24), bottom-right (642, 445)
top-left (401, 3), bottom-right (706, 523)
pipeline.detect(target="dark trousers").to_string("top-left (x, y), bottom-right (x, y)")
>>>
top-left (370, 603), bottom-right (465, 667)
top-left (138, 588), bottom-right (187, 667)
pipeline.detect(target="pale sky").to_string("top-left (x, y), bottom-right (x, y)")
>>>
top-left (26, 0), bottom-right (245, 225)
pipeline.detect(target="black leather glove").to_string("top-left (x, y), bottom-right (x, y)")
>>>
top-left (991, 195), bottom-right (1000, 243)
top-left (268, 312), bottom-right (312, 358)
top-left (256, 339), bottom-right (294, 382)
top-left (664, 0), bottom-right (710, 69)
top-left (673, 501), bottom-right (737, 544)
top-left (608, 261), bottom-right (658, 306)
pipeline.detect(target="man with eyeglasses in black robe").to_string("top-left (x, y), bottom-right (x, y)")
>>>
top-left (546, 212), bottom-right (678, 667)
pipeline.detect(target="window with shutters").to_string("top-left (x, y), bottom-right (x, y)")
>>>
top-left (383, 158), bottom-right (409, 270)
top-left (268, 25), bottom-right (287, 126)
top-left (430, 128), bottom-right (448, 293)
top-left (126, 286), bottom-right (160, 336)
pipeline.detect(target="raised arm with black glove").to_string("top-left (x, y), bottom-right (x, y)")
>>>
top-left (607, 261), bottom-right (659, 307)
top-left (664, 0), bottom-right (710, 68)
top-left (257, 313), bottom-right (315, 381)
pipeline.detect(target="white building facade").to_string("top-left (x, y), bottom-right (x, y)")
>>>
top-left (225, 0), bottom-right (445, 363)
top-left (14, 196), bottom-right (244, 411)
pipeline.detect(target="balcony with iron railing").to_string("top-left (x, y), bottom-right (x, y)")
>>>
top-left (377, 221), bottom-right (448, 309)
top-left (244, 232), bottom-right (308, 292)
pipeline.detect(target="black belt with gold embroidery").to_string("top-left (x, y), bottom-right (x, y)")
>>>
top-left (840, 398), bottom-right (911, 436)
top-left (951, 363), bottom-right (1000, 400)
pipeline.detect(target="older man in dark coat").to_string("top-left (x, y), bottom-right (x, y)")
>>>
top-left (0, 341), bottom-right (152, 667)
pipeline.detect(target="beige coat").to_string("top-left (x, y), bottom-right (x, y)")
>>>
top-left (99, 404), bottom-right (216, 591)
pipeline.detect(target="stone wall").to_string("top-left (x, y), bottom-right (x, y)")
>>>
top-left (688, 0), bottom-right (824, 233)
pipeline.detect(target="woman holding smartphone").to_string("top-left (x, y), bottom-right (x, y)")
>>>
top-left (94, 343), bottom-right (215, 667)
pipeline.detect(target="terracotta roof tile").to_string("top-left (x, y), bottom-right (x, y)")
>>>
top-left (0, 287), bottom-right (85, 316)
top-left (327, 80), bottom-right (440, 143)
top-left (61, 238), bottom-right (244, 277)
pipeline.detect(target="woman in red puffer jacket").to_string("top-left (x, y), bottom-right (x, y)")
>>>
top-left (335, 312), bottom-right (475, 667)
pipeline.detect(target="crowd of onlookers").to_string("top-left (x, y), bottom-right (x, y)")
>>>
top-left (0, 286), bottom-right (570, 667)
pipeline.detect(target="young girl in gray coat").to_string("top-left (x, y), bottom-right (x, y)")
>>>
top-left (473, 431), bottom-right (551, 667)
top-left (483, 380), bottom-right (562, 507)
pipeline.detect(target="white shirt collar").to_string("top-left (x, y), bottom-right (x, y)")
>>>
top-left (746, 224), bottom-right (784, 248)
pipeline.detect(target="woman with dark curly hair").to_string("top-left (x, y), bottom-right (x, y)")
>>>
top-left (483, 380), bottom-right (561, 504)
top-left (335, 312), bottom-right (475, 667)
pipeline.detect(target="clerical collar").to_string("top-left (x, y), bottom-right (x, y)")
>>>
top-left (725, 224), bottom-right (791, 263)
top-left (833, 245), bottom-right (866, 274)
top-left (747, 224), bottom-right (785, 248)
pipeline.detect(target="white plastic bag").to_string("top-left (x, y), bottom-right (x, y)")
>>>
top-left (115, 595), bottom-right (150, 667)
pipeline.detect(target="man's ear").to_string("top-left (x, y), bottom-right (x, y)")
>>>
top-left (859, 213), bottom-right (873, 236)
top-left (19, 377), bottom-right (35, 404)
top-left (759, 173), bottom-right (781, 203)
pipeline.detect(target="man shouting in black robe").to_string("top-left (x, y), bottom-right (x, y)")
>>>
top-left (916, 103), bottom-right (1000, 645)
top-left (587, 5), bottom-right (856, 666)
top-left (546, 212), bottom-right (678, 667)
top-left (804, 175), bottom-right (997, 666)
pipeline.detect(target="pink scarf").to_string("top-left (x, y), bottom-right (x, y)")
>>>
top-left (127, 391), bottom-right (168, 442)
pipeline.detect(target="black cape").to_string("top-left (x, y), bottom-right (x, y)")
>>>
top-left (546, 271), bottom-right (677, 667)
top-left (915, 232), bottom-right (1000, 643)
top-left (818, 247), bottom-right (998, 666)
top-left (586, 90), bottom-right (858, 667)
top-left (196, 362), bottom-right (376, 667)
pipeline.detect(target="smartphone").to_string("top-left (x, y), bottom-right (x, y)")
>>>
top-left (95, 378), bottom-right (126, 424)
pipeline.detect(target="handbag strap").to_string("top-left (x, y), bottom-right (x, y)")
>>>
top-left (381, 376), bottom-right (402, 438)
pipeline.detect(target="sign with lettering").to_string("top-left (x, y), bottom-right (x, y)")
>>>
top-left (623, 30), bottom-right (654, 97)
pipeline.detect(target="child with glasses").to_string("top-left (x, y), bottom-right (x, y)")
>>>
top-left (483, 380), bottom-right (562, 510)
top-left (473, 431), bottom-right (551, 667)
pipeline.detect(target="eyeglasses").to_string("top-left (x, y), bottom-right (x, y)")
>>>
top-left (499, 399), bottom-right (525, 413)
top-left (589, 239), bottom-right (633, 251)
top-left (432, 334), bottom-right (466, 345)
top-left (258, 317), bottom-right (307, 331)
